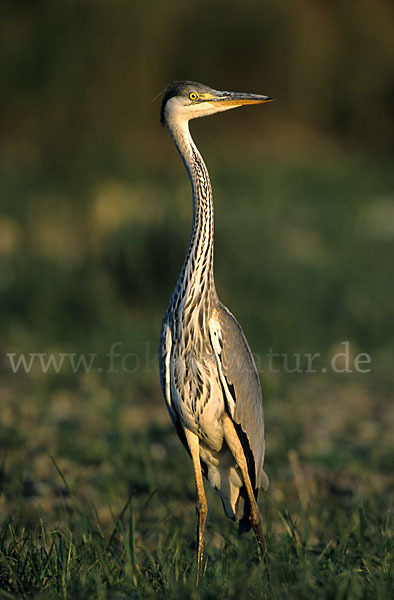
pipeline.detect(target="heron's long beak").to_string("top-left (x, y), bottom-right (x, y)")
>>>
top-left (202, 90), bottom-right (274, 107)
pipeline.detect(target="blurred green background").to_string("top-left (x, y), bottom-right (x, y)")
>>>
top-left (0, 0), bottom-right (393, 568)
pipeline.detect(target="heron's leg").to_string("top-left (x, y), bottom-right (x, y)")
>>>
top-left (222, 413), bottom-right (267, 555)
top-left (184, 428), bottom-right (207, 579)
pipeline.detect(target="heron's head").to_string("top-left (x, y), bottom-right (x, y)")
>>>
top-left (160, 80), bottom-right (273, 127)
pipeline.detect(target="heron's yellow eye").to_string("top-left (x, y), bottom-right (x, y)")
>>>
top-left (189, 92), bottom-right (199, 101)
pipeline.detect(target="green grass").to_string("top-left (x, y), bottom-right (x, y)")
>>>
top-left (0, 369), bottom-right (392, 599)
top-left (0, 155), bottom-right (393, 598)
top-left (0, 431), bottom-right (392, 599)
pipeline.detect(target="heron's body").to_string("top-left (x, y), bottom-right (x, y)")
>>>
top-left (158, 81), bottom-right (272, 573)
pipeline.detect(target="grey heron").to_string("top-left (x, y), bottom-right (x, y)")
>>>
top-left (158, 81), bottom-right (273, 574)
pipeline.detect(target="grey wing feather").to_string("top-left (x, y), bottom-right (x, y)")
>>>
top-left (158, 317), bottom-right (191, 459)
top-left (158, 319), bottom-right (172, 413)
top-left (159, 318), bottom-right (180, 431)
top-left (216, 302), bottom-right (268, 490)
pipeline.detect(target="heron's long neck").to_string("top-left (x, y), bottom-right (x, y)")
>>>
top-left (168, 119), bottom-right (217, 319)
